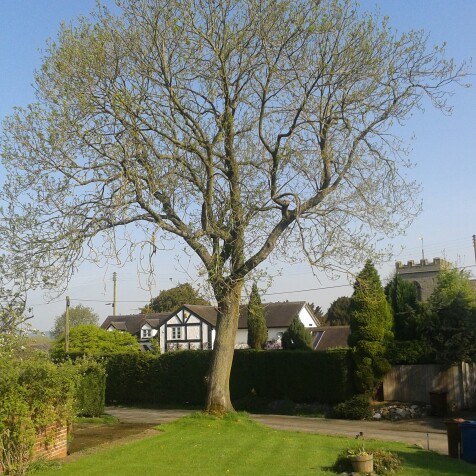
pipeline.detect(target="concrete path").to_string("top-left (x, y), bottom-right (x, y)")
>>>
top-left (105, 406), bottom-right (450, 455)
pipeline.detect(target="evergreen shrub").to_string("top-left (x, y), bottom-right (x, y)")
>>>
top-left (74, 357), bottom-right (106, 417)
top-left (332, 394), bottom-right (371, 420)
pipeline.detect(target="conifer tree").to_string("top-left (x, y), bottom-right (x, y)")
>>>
top-left (282, 314), bottom-right (313, 350)
top-left (247, 283), bottom-right (267, 349)
top-left (385, 274), bottom-right (421, 340)
top-left (349, 260), bottom-right (393, 395)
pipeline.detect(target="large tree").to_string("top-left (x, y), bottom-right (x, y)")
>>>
top-left (385, 274), bottom-right (421, 341)
top-left (326, 296), bottom-right (352, 326)
top-left (51, 303), bottom-right (99, 338)
top-left (0, 0), bottom-right (466, 413)
top-left (348, 260), bottom-right (393, 395)
top-left (52, 324), bottom-right (140, 355)
top-left (423, 269), bottom-right (476, 364)
top-left (141, 283), bottom-right (209, 313)
top-left (0, 256), bottom-right (32, 335)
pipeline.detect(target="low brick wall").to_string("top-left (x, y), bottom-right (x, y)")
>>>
top-left (0, 424), bottom-right (68, 474)
top-left (33, 424), bottom-right (68, 460)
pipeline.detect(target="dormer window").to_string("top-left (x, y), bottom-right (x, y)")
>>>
top-left (142, 328), bottom-right (152, 338)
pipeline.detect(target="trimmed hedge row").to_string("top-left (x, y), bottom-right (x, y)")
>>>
top-left (105, 349), bottom-right (354, 406)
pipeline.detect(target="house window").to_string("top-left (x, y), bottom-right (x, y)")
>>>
top-left (142, 328), bottom-right (152, 338)
top-left (171, 326), bottom-right (182, 340)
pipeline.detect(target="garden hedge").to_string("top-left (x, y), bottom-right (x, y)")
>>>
top-left (104, 349), bottom-right (354, 406)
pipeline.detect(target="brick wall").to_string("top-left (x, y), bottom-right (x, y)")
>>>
top-left (0, 424), bottom-right (68, 474)
top-left (33, 423), bottom-right (68, 460)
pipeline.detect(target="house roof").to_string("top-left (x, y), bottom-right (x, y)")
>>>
top-left (238, 301), bottom-right (317, 328)
top-left (100, 301), bottom-right (318, 333)
top-left (311, 326), bottom-right (350, 350)
top-left (100, 312), bottom-right (169, 336)
top-left (183, 305), bottom-right (219, 326)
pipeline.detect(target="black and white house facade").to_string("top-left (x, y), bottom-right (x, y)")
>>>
top-left (100, 301), bottom-right (319, 352)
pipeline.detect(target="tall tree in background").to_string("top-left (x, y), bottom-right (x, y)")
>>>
top-left (281, 314), bottom-right (313, 350)
top-left (310, 304), bottom-right (324, 324)
top-left (326, 296), bottom-right (352, 326)
top-left (349, 261), bottom-right (393, 395)
top-left (51, 304), bottom-right (99, 339)
top-left (423, 269), bottom-right (476, 364)
top-left (141, 283), bottom-right (209, 314)
top-left (52, 324), bottom-right (139, 355)
top-left (385, 274), bottom-right (421, 340)
top-left (0, 0), bottom-right (466, 413)
top-left (247, 283), bottom-right (267, 349)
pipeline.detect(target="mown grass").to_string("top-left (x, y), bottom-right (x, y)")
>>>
top-left (32, 413), bottom-right (474, 475)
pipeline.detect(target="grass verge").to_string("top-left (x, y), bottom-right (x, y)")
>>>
top-left (32, 413), bottom-right (475, 476)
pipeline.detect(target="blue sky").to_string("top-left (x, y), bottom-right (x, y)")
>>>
top-left (0, 1), bottom-right (475, 331)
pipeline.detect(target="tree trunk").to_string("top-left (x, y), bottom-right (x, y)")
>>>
top-left (205, 280), bottom-right (243, 414)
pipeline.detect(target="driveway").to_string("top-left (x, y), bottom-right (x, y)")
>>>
top-left (105, 406), bottom-right (450, 455)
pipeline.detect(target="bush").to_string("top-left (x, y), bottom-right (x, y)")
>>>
top-left (372, 449), bottom-right (401, 475)
top-left (332, 447), bottom-right (401, 475)
top-left (0, 343), bottom-right (77, 474)
top-left (332, 394), bottom-right (371, 420)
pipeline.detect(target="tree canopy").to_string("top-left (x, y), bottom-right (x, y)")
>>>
top-left (385, 274), bottom-right (421, 341)
top-left (0, 0), bottom-right (467, 413)
top-left (51, 304), bottom-right (99, 339)
top-left (141, 283), bottom-right (209, 313)
top-left (52, 324), bottom-right (140, 355)
top-left (423, 269), bottom-right (476, 364)
top-left (326, 296), bottom-right (352, 326)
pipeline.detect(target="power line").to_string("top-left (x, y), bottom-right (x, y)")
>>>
top-left (264, 283), bottom-right (352, 296)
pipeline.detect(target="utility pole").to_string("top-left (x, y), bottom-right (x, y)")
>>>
top-left (473, 235), bottom-right (476, 265)
top-left (64, 296), bottom-right (70, 353)
top-left (113, 272), bottom-right (117, 316)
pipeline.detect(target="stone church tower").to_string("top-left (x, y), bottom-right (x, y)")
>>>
top-left (395, 258), bottom-right (451, 301)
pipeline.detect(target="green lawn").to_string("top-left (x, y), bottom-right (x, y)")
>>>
top-left (33, 413), bottom-right (474, 476)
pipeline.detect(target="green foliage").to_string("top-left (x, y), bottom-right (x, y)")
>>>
top-left (52, 324), bottom-right (140, 356)
top-left (141, 283), bottom-right (209, 313)
top-left (281, 314), bottom-right (313, 350)
top-left (0, 255), bottom-right (32, 334)
top-left (104, 349), bottom-right (354, 407)
top-left (385, 274), bottom-right (422, 340)
top-left (0, 340), bottom-right (77, 474)
top-left (73, 357), bottom-right (106, 417)
top-left (423, 269), bottom-right (476, 364)
top-left (247, 283), bottom-right (267, 349)
top-left (51, 304), bottom-right (99, 339)
top-left (0, 0), bottom-right (467, 414)
top-left (326, 296), bottom-right (352, 326)
top-left (332, 394), bottom-right (371, 420)
top-left (372, 449), bottom-right (402, 475)
top-left (349, 261), bottom-right (393, 395)
top-left (385, 339), bottom-right (433, 365)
